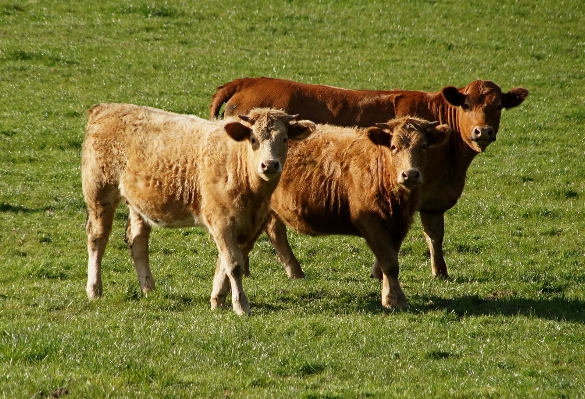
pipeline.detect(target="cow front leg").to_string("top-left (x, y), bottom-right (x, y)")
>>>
top-left (209, 228), bottom-right (250, 315)
top-left (265, 213), bottom-right (305, 279)
top-left (85, 201), bottom-right (118, 299)
top-left (210, 257), bottom-right (231, 309)
top-left (126, 208), bottom-right (155, 295)
top-left (361, 225), bottom-right (409, 310)
top-left (377, 251), bottom-right (409, 310)
top-left (420, 211), bottom-right (449, 279)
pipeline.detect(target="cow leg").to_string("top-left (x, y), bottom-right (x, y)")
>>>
top-left (240, 224), bottom-right (266, 278)
top-left (85, 199), bottom-right (118, 299)
top-left (370, 258), bottom-right (383, 280)
top-left (209, 227), bottom-right (250, 316)
top-left (420, 212), bottom-right (449, 279)
top-left (126, 208), bottom-right (155, 295)
top-left (210, 256), bottom-right (231, 308)
top-left (265, 213), bottom-right (305, 279)
top-left (360, 225), bottom-right (409, 310)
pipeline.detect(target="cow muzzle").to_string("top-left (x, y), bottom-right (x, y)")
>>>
top-left (398, 168), bottom-right (422, 188)
top-left (258, 159), bottom-right (282, 180)
top-left (470, 125), bottom-right (496, 149)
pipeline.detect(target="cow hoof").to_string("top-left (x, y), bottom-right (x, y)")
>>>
top-left (141, 285), bottom-right (156, 297)
top-left (232, 293), bottom-right (251, 316)
top-left (139, 276), bottom-right (156, 294)
top-left (432, 272), bottom-right (450, 280)
top-left (86, 284), bottom-right (103, 299)
top-left (283, 263), bottom-right (305, 279)
top-left (286, 269), bottom-right (306, 279)
top-left (382, 295), bottom-right (410, 310)
top-left (210, 294), bottom-right (227, 309)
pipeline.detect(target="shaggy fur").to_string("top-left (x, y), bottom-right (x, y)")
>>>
top-left (81, 104), bottom-right (315, 315)
top-left (209, 77), bottom-right (528, 278)
top-left (253, 117), bottom-right (451, 310)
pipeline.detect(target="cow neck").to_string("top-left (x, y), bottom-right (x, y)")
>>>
top-left (246, 168), bottom-right (280, 199)
top-left (429, 94), bottom-right (479, 170)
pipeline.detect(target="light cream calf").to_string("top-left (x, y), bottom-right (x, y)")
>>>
top-left (81, 104), bottom-right (315, 315)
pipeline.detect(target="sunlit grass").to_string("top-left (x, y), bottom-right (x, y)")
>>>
top-left (1, 0), bottom-right (584, 397)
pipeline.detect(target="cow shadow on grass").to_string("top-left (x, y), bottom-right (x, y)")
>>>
top-left (253, 288), bottom-right (585, 323)
top-left (410, 293), bottom-right (585, 323)
top-left (0, 202), bottom-right (52, 214)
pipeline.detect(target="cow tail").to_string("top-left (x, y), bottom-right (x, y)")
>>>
top-left (209, 81), bottom-right (241, 120)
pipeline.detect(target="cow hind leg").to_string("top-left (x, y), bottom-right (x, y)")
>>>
top-left (265, 214), bottom-right (305, 279)
top-left (370, 257), bottom-right (383, 280)
top-left (85, 199), bottom-right (119, 299)
top-left (126, 208), bottom-right (155, 295)
top-left (420, 212), bottom-right (449, 279)
top-left (240, 225), bottom-right (265, 278)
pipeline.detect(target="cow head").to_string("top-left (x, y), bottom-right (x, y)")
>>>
top-left (441, 80), bottom-right (529, 152)
top-left (369, 117), bottom-right (451, 188)
top-left (223, 108), bottom-right (315, 181)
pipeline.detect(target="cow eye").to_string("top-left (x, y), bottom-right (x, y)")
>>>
top-left (391, 144), bottom-right (397, 151)
top-left (283, 137), bottom-right (288, 143)
top-left (250, 137), bottom-right (257, 144)
top-left (421, 143), bottom-right (427, 150)
top-left (461, 103), bottom-right (470, 111)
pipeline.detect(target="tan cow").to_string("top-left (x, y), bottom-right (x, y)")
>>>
top-left (81, 104), bottom-right (315, 315)
top-left (210, 77), bottom-right (529, 279)
top-left (251, 117), bottom-right (451, 309)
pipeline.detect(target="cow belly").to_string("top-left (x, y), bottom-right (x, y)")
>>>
top-left (128, 201), bottom-right (203, 228)
top-left (119, 181), bottom-right (202, 228)
top-left (276, 210), bottom-right (360, 237)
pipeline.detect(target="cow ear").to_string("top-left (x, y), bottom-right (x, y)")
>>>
top-left (224, 121), bottom-right (251, 142)
top-left (367, 127), bottom-right (392, 147)
top-left (426, 124), bottom-right (451, 148)
top-left (502, 87), bottom-right (529, 109)
top-left (441, 86), bottom-right (466, 107)
top-left (288, 120), bottom-right (316, 141)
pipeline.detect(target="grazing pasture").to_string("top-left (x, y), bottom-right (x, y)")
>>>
top-left (0, 0), bottom-right (584, 398)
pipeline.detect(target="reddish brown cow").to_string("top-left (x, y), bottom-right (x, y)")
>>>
top-left (210, 77), bottom-right (528, 279)
top-left (253, 117), bottom-right (451, 309)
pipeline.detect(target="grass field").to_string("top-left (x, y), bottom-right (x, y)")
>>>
top-left (1, 0), bottom-right (584, 397)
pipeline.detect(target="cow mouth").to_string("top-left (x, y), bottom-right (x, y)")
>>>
top-left (471, 137), bottom-right (495, 151)
top-left (399, 181), bottom-right (422, 189)
top-left (260, 171), bottom-right (281, 181)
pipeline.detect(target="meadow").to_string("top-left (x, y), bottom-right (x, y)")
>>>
top-left (1, 0), bottom-right (584, 397)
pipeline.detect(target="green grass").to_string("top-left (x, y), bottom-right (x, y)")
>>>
top-left (1, 0), bottom-right (585, 397)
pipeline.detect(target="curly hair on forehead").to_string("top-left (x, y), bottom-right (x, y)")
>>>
top-left (462, 80), bottom-right (502, 96)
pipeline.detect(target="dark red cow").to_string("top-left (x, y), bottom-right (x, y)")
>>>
top-left (210, 77), bottom-right (528, 279)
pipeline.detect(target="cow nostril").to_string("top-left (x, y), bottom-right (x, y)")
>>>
top-left (262, 160), bottom-right (280, 172)
top-left (413, 171), bottom-right (420, 179)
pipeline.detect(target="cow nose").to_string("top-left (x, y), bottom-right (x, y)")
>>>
top-left (471, 126), bottom-right (495, 141)
top-left (261, 159), bottom-right (281, 174)
top-left (399, 168), bottom-right (422, 187)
